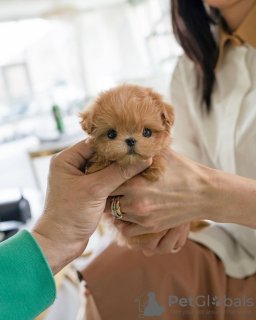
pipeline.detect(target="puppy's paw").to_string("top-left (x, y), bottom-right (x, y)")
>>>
top-left (141, 167), bottom-right (162, 181)
top-left (87, 162), bottom-right (106, 174)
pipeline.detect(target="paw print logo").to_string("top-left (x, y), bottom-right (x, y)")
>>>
top-left (212, 296), bottom-right (222, 307)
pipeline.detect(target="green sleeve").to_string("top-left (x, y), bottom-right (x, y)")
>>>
top-left (0, 230), bottom-right (56, 320)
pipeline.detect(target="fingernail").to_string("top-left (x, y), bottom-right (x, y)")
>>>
top-left (171, 247), bottom-right (182, 254)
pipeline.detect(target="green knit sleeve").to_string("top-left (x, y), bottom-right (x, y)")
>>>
top-left (0, 230), bottom-right (56, 320)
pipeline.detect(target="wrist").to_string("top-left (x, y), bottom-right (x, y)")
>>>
top-left (195, 164), bottom-right (223, 222)
top-left (208, 169), bottom-right (256, 227)
top-left (32, 217), bottom-right (88, 275)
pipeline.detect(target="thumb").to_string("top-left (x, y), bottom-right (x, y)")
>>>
top-left (92, 158), bottom-right (152, 196)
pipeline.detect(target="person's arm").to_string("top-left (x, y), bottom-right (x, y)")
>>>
top-left (0, 140), bottom-right (151, 320)
top-left (33, 140), bottom-right (151, 275)
top-left (106, 57), bottom-right (256, 254)
top-left (211, 169), bottom-right (256, 229)
top-left (108, 148), bottom-right (256, 234)
top-left (0, 230), bottom-right (56, 320)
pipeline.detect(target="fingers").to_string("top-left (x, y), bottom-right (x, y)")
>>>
top-left (140, 224), bottom-right (190, 256)
top-left (53, 139), bottom-right (94, 171)
top-left (65, 139), bottom-right (94, 159)
top-left (105, 197), bottom-right (113, 213)
top-left (109, 174), bottom-right (149, 197)
top-left (92, 158), bottom-right (152, 196)
top-left (174, 223), bottom-right (190, 248)
top-left (105, 197), bottom-right (146, 225)
top-left (143, 251), bottom-right (155, 257)
top-left (155, 225), bottom-right (184, 254)
top-left (127, 230), bottom-right (168, 255)
top-left (113, 219), bottom-right (152, 237)
top-left (138, 231), bottom-right (168, 250)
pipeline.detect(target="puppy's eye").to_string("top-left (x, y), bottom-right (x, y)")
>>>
top-left (107, 129), bottom-right (117, 139)
top-left (143, 128), bottom-right (152, 138)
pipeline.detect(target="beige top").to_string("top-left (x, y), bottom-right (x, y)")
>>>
top-left (170, 5), bottom-right (256, 278)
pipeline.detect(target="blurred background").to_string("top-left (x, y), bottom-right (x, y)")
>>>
top-left (0, 0), bottom-right (182, 318)
top-left (0, 0), bottom-right (182, 191)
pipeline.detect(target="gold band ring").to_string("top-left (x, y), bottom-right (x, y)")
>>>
top-left (111, 196), bottom-right (123, 219)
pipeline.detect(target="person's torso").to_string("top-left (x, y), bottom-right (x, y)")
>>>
top-left (178, 43), bottom-right (256, 179)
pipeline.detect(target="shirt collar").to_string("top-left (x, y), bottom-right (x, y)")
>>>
top-left (216, 2), bottom-right (256, 69)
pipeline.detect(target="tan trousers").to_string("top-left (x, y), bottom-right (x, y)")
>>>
top-left (82, 240), bottom-right (256, 320)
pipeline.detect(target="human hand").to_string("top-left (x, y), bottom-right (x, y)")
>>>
top-left (32, 140), bottom-right (152, 274)
top-left (114, 223), bottom-right (190, 256)
top-left (105, 149), bottom-right (216, 242)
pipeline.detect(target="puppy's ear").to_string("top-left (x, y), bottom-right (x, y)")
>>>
top-left (146, 88), bottom-right (175, 130)
top-left (79, 106), bottom-right (95, 134)
top-left (160, 101), bottom-right (175, 129)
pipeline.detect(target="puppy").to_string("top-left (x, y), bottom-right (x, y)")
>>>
top-left (80, 84), bottom-right (209, 246)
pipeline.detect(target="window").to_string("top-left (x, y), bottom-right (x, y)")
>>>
top-left (0, 0), bottom-right (182, 143)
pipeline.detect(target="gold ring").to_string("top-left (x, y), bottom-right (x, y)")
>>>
top-left (171, 247), bottom-right (182, 254)
top-left (111, 196), bottom-right (123, 219)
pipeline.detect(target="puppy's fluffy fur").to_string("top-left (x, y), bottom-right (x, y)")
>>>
top-left (80, 84), bottom-right (208, 246)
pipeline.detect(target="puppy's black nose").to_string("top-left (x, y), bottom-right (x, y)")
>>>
top-left (126, 138), bottom-right (136, 147)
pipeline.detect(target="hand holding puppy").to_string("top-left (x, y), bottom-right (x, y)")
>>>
top-left (32, 140), bottom-right (151, 275)
top-left (107, 148), bottom-right (216, 252)
top-left (80, 84), bottom-right (208, 248)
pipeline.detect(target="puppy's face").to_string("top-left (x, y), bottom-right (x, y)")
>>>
top-left (80, 85), bottom-right (174, 166)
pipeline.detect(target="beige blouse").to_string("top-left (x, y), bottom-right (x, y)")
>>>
top-left (170, 14), bottom-right (256, 278)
